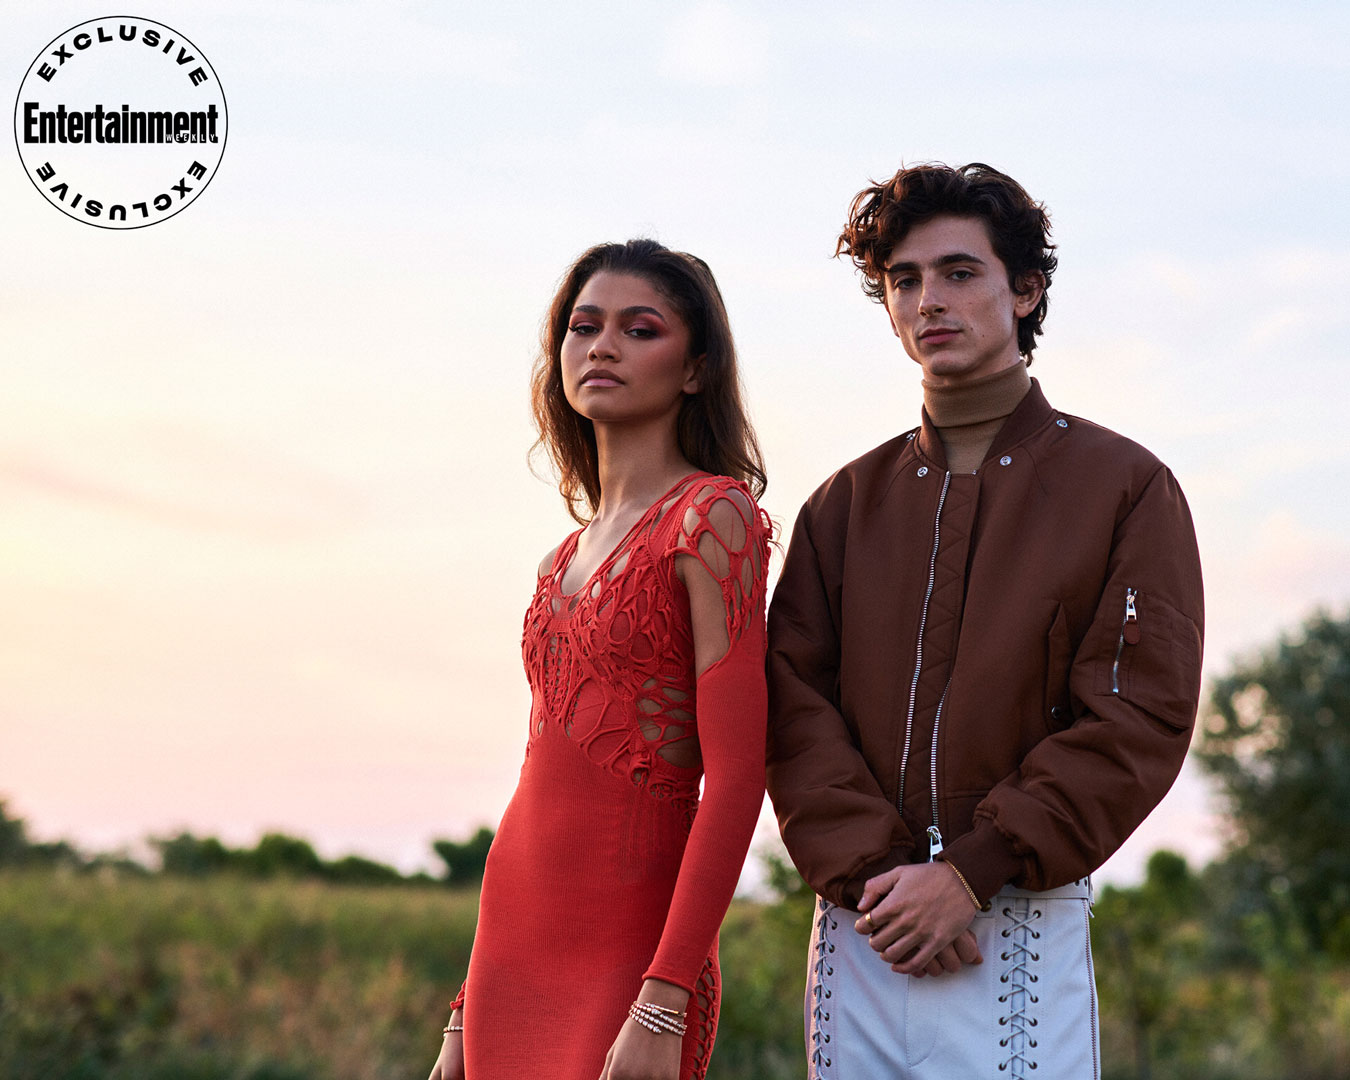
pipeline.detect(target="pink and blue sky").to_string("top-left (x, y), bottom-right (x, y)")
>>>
top-left (4, 1), bottom-right (1348, 886)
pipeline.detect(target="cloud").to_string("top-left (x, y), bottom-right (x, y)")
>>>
top-left (0, 426), bottom-right (365, 540)
top-left (659, 2), bottom-right (770, 87)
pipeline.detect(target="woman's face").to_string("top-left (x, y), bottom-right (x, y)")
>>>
top-left (560, 271), bottom-right (702, 427)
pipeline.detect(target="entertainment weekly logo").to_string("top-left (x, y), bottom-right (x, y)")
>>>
top-left (13, 17), bottom-right (228, 228)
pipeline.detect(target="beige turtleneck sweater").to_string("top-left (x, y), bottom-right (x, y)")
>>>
top-left (922, 361), bottom-right (1033, 474)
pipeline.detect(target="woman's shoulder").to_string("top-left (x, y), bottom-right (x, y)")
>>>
top-left (670, 474), bottom-right (771, 573)
top-left (535, 533), bottom-right (577, 581)
top-left (673, 473), bottom-right (763, 522)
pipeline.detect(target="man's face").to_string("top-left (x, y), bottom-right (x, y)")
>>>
top-left (882, 214), bottom-right (1042, 388)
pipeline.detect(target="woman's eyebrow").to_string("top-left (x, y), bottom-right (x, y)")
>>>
top-left (572, 304), bottom-right (667, 321)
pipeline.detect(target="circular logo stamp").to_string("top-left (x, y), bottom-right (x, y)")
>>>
top-left (13, 17), bottom-right (228, 229)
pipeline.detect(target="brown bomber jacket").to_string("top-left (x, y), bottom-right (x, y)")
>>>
top-left (765, 380), bottom-right (1205, 908)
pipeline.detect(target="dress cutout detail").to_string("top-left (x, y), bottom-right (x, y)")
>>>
top-left (461, 474), bottom-right (770, 1080)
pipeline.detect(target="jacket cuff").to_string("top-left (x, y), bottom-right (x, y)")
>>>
top-left (839, 848), bottom-right (911, 910)
top-left (938, 823), bottom-right (1024, 905)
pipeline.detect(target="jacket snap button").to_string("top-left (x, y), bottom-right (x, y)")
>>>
top-left (906, 432), bottom-right (916, 441)
top-left (1051, 706), bottom-right (1067, 723)
top-left (999, 455), bottom-right (1012, 466)
top-left (1057, 418), bottom-right (1068, 428)
top-left (917, 466), bottom-right (928, 477)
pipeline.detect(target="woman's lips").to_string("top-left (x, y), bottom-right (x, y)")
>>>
top-left (579, 369), bottom-right (623, 387)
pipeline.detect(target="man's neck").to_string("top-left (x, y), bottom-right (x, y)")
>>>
top-left (922, 361), bottom-right (1032, 473)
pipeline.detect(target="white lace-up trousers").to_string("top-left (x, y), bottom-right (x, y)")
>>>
top-left (805, 880), bottom-right (1099, 1079)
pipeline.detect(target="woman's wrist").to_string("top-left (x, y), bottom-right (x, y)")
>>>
top-left (636, 977), bottom-right (690, 1013)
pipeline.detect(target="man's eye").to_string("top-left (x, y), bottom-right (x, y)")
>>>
top-left (950, 269), bottom-right (973, 281)
top-left (894, 277), bottom-right (918, 290)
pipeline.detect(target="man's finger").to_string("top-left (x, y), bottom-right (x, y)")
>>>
top-left (953, 930), bottom-right (983, 965)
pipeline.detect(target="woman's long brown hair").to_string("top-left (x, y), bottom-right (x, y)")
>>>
top-left (530, 239), bottom-right (767, 524)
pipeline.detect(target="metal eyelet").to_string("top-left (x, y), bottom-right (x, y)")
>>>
top-left (999, 455), bottom-right (1012, 466)
top-left (917, 466), bottom-right (928, 477)
top-left (1056, 418), bottom-right (1068, 428)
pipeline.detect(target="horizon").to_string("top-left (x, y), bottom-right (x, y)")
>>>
top-left (5, 0), bottom-right (1348, 890)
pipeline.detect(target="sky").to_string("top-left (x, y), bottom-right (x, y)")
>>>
top-left (4, 0), bottom-right (1349, 888)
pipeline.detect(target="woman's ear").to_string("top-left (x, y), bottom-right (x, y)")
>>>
top-left (683, 354), bottom-right (706, 395)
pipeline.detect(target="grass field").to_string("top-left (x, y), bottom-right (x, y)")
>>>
top-left (4, 867), bottom-right (1348, 1079)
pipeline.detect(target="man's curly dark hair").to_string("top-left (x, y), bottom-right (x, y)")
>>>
top-left (836, 162), bottom-right (1058, 359)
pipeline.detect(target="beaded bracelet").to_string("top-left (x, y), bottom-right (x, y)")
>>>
top-left (442, 1024), bottom-right (464, 1036)
top-left (628, 1001), bottom-right (687, 1036)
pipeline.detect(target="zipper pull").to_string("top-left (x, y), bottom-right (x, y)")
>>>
top-left (926, 824), bottom-right (944, 861)
top-left (1123, 588), bottom-right (1140, 644)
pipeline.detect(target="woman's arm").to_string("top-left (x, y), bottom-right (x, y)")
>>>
top-left (426, 1005), bottom-right (464, 1080)
top-left (600, 481), bottom-right (771, 1079)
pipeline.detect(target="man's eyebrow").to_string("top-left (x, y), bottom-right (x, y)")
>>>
top-left (571, 304), bottom-right (667, 320)
top-left (884, 252), bottom-right (988, 275)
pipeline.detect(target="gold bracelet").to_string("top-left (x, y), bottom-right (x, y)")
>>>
top-left (943, 860), bottom-right (991, 912)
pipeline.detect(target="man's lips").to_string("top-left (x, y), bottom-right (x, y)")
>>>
top-left (919, 327), bottom-right (960, 345)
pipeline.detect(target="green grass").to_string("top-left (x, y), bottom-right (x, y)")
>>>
top-left (0, 870), bottom-right (477, 1080)
top-left (5, 868), bottom-right (1349, 1080)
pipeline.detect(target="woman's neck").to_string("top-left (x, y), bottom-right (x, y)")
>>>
top-left (591, 419), bottom-right (697, 521)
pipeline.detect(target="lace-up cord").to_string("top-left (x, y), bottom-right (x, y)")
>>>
top-left (997, 897), bottom-right (1043, 1075)
top-left (809, 899), bottom-right (838, 1079)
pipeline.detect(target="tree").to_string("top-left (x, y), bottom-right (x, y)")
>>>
top-left (0, 800), bottom-right (29, 865)
top-left (1197, 608), bottom-right (1350, 953)
top-left (432, 828), bottom-right (494, 885)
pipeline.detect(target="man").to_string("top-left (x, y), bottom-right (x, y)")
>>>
top-left (766, 162), bottom-right (1204, 1077)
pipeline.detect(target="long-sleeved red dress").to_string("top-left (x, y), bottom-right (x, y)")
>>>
top-left (457, 473), bottom-right (770, 1080)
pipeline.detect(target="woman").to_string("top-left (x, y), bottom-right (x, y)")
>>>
top-left (428, 239), bottom-right (771, 1080)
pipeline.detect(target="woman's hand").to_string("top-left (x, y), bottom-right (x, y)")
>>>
top-left (598, 979), bottom-right (688, 1080)
top-left (426, 1009), bottom-right (465, 1080)
top-left (597, 1017), bottom-right (682, 1080)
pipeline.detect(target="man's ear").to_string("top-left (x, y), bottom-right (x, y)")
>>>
top-left (1013, 271), bottom-right (1045, 318)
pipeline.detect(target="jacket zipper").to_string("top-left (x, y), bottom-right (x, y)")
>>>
top-left (926, 678), bottom-right (952, 859)
top-left (898, 470), bottom-right (951, 820)
top-left (1111, 587), bottom-right (1138, 694)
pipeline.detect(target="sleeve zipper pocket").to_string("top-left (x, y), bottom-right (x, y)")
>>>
top-left (1111, 587), bottom-right (1139, 694)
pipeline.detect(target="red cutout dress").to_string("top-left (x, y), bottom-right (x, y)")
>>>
top-left (457, 474), bottom-right (770, 1080)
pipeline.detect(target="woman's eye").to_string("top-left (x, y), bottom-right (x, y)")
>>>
top-left (627, 326), bottom-right (657, 339)
top-left (568, 322), bottom-right (597, 335)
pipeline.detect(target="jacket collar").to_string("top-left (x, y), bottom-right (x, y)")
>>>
top-left (914, 377), bottom-right (1054, 469)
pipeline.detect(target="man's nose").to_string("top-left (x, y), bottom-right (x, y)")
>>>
top-left (919, 279), bottom-right (947, 316)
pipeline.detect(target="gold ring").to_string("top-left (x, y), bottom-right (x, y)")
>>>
top-left (864, 911), bottom-right (875, 930)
